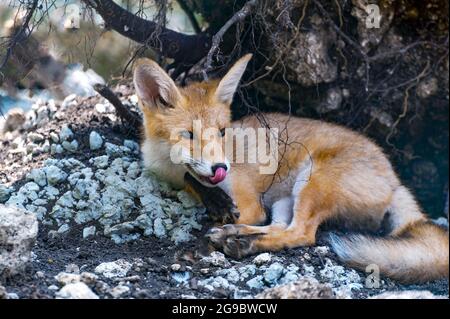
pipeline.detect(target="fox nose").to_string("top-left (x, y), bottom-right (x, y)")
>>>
top-left (212, 163), bottom-right (228, 174)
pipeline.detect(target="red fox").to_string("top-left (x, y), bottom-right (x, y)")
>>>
top-left (133, 54), bottom-right (449, 284)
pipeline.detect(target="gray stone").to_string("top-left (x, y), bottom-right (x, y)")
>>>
top-left (28, 168), bottom-right (47, 187)
top-left (82, 226), bottom-right (96, 238)
top-left (62, 140), bottom-right (78, 152)
top-left (370, 291), bottom-right (447, 299)
top-left (56, 282), bottom-right (99, 299)
top-left (94, 259), bottom-right (132, 278)
top-left (201, 251), bottom-right (231, 267)
top-left (89, 131), bottom-right (103, 150)
top-left (0, 205), bottom-right (38, 277)
top-left (59, 125), bottom-right (74, 141)
top-left (263, 262), bottom-right (284, 285)
top-left (246, 275), bottom-right (265, 290)
top-left (253, 253), bottom-right (272, 266)
top-left (28, 132), bottom-right (44, 143)
top-left (256, 277), bottom-right (335, 299)
top-left (0, 184), bottom-right (12, 203)
top-left (44, 165), bottom-right (68, 185)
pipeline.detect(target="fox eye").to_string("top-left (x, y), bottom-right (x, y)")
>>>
top-left (219, 128), bottom-right (226, 137)
top-left (181, 130), bottom-right (194, 139)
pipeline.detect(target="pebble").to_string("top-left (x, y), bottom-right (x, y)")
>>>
top-left (200, 252), bottom-right (231, 268)
top-left (253, 253), bottom-right (272, 265)
top-left (59, 125), bottom-right (74, 142)
top-left (89, 131), bottom-right (103, 150)
top-left (263, 262), bottom-right (284, 285)
top-left (95, 259), bottom-right (132, 278)
top-left (56, 282), bottom-right (99, 299)
top-left (82, 226), bottom-right (96, 238)
top-left (0, 184), bottom-right (12, 203)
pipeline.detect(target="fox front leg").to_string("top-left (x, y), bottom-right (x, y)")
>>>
top-left (184, 173), bottom-right (239, 225)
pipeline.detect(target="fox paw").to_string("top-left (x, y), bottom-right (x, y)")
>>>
top-left (205, 225), bottom-right (261, 259)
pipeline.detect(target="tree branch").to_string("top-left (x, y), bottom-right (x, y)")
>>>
top-left (82, 0), bottom-right (210, 67)
top-left (0, 0), bottom-right (38, 71)
top-left (94, 84), bottom-right (142, 133)
top-left (202, 0), bottom-right (258, 80)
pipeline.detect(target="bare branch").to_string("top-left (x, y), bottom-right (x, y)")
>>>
top-left (82, 0), bottom-right (210, 67)
top-left (94, 84), bottom-right (142, 132)
top-left (0, 0), bottom-right (38, 71)
top-left (202, 0), bottom-right (258, 80)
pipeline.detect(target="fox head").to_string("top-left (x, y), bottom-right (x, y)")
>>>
top-left (133, 54), bottom-right (252, 187)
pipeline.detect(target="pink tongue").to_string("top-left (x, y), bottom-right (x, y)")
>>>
top-left (209, 167), bottom-right (227, 184)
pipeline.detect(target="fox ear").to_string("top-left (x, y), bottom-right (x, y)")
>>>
top-left (133, 58), bottom-right (181, 109)
top-left (215, 54), bottom-right (252, 104)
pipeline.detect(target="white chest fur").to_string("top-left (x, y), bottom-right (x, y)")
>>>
top-left (141, 138), bottom-right (187, 189)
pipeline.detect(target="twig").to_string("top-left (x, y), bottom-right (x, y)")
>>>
top-left (0, 0), bottom-right (38, 71)
top-left (94, 84), bottom-right (142, 129)
top-left (202, 0), bottom-right (258, 80)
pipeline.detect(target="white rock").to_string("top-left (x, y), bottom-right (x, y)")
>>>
top-left (55, 272), bottom-right (81, 285)
top-left (370, 291), bottom-right (447, 299)
top-left (59, 125), bottom-right (74, 141)
top-left (44, 165), bottom-right (68, 185)
top-left (253, 253), bottom-right (272, 265)
top-left (62, 140), bottom-right (78, 152)
top-left (94, 259), bottom-right (132, 278)
top-left (61, 94), bottom-right (77, 109)
top-left (0, 205), bottom-right (38, 277)
top-left (109, 285), bottom-right (130, 298)
top-left (89, 131), bottom-right (103, 150)
top-left (201, 251), bottom-right (231, 267)
top-left (28, 132), bottom-right (44, 143)
top-left (263, 262), bottom-right (284, 285)
top-left (56, 282), bottom-right (99, 299)
top-left (83, 226), bottom-right (96, 238)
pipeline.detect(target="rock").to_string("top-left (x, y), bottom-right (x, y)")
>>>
top-left (50, 132), bottom-right (60, 143)
top-left (314, 246), bottom-right (330, 255)
top-left (56, 282), bottom-right (99, 299)
top-left (109, 285), bottom-right (130, 298)
top-left (2, 108), bottom-right (25, 133)
top-left (256, 277), bottom-right (335, 299)
top-left (0, 184), bottom-right (12, 203)
top-left (200, 252), bottom-right (231, 267)
top-left (55, 272), bottom-right (81, 285)
top-left (82, 226), bottom-right (96, 238)
top-left (59, 125), bottom-right (74, 142)
top-left (417, 77), bottom-right (438, 99)
top-left (61, 94), bottom-right (77, 109)
top-left (62, 140), bottom-right (79, 152)
top-left (370, 291), bottom-right (447, 299)
top-left (171, 263), bottom-right (182, 271)
top-left (89, 131), bottom-right (103, 150)
top-left (318, 88), bottom-right (342, 113)
top-left (253, 253), bottom-right (272, 266)
top-left (94, 259), bottom-right (132, 278)
top-left (0, 205), bottom-right (38, 277)
top-left (28, 168), bottom-right (47, 187)
top-left (65, 263), bottom-right (80, 274)
top-left (246, 275), bottom-right (265, 290)
top-left (263, 262), bottom-right (284, 285)
top-left (27, 132), bottom-right (45, 143)
top-left (44, 165), bottom-right (68, 185)
top-left (50, 144), bottom-right (64, 154)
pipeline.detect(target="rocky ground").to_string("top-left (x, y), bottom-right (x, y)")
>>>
top-left (0, 87), bottom-right (448, 299)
